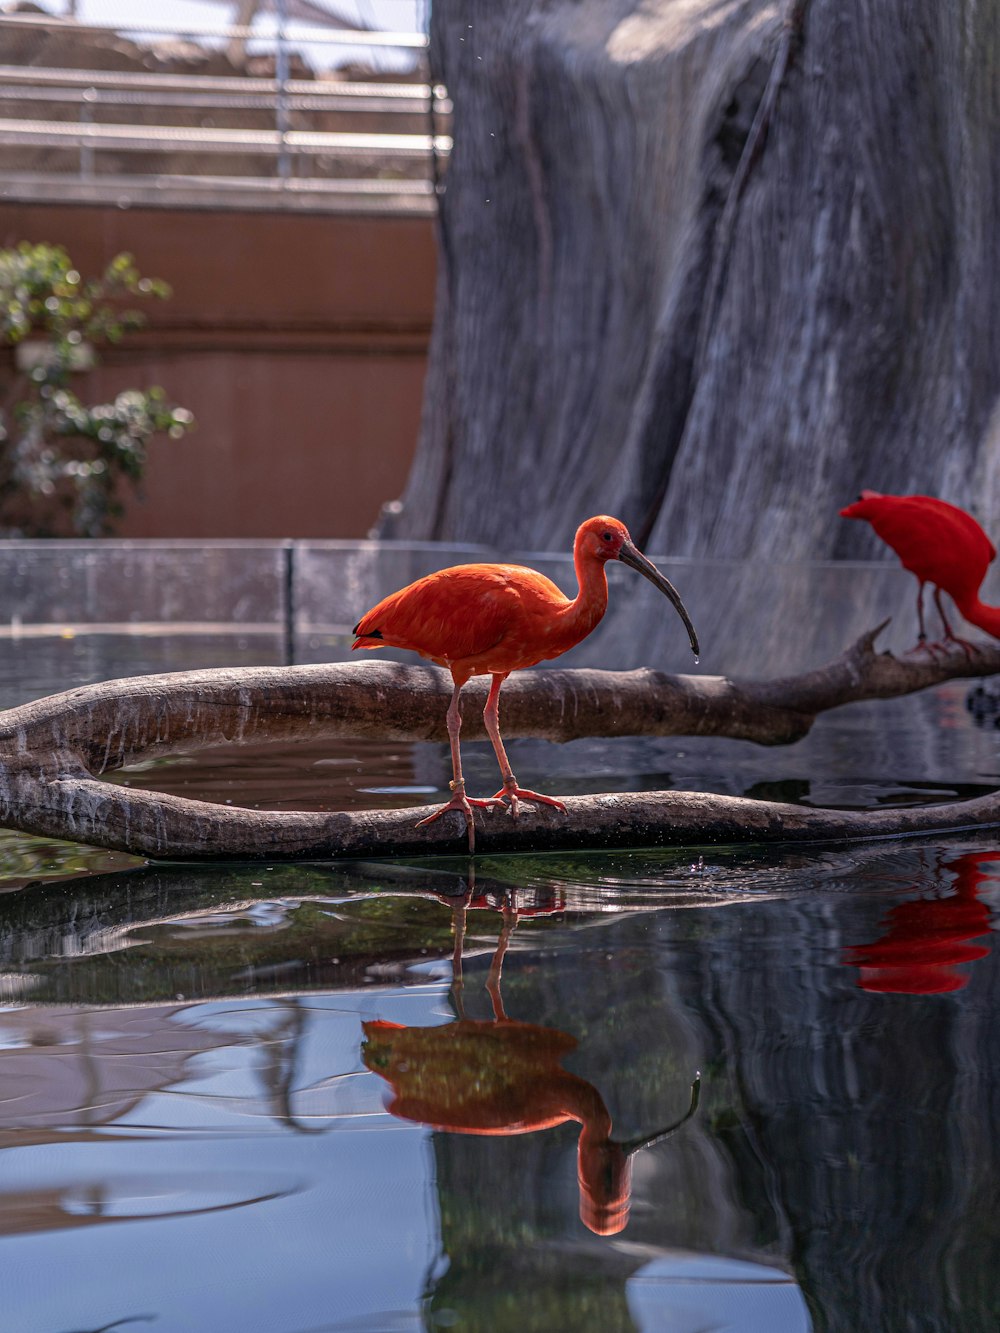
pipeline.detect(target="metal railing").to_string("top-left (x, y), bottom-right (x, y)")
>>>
top-left (0, 7), bottom-right (450, 214)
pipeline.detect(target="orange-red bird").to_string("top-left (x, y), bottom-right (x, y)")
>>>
top-left (351, 515), bottom-right (700, 850)
top-left (840, 490), bottom-right (1000, 648)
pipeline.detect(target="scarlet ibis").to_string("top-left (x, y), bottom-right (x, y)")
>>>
top-left (352, 515), bottom-right (699, 850)
top-left (840, 490), bottom-right (1000, 648)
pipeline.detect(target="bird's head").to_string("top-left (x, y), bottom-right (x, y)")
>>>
top-left (577, 1138), bottom-right (632, 1236)
top-left (839, 489), bottom-right (884, 518)
top-left (575, 515), bottom-right (632, 563)
top-left (574, 515), bottom-right (700, 658)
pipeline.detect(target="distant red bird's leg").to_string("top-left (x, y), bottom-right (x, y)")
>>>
top-left (933, 587), bottom-right (978, 657)
top-left (483, 673), bottom-right (568, 819)
top-left (916, 580), bottom-right (928, 642)
top-left (909, 580), bottom-right (946, 657)
top-left (416, 680), bottom-right (502, 852)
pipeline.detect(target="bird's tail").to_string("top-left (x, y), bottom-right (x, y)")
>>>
top-left (956, 596), bottom-right (1000, 639)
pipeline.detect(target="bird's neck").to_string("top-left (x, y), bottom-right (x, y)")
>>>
top-left (955, 594), bottom-right (1000, 638)
top-left (564, 553), bottom-right (610, 642)
top-left (547, 1070), bottom-right (613, 1136)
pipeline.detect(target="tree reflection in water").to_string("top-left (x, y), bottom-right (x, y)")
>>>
top-left (362, 883), bottom-right (700, 1235)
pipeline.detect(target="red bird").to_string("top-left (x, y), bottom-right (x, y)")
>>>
top-left (840, 490), bottom-right (1000, 648)
top-left (352, 514), bottom-right (699, 850)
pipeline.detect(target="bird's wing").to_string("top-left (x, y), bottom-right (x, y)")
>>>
top-left (941, 501), bottom-right (997, 564)
top-left (880, 498), bottom-right (995, 578)
top-left (354, 564), bottom-right (535, 663)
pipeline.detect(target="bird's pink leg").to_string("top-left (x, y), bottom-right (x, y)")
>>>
top-left (483, 673), bottom-right (567, 819)
top-left (416, 680), bottom-right (503, 852)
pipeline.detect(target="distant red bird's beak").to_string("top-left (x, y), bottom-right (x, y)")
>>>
top-left (840, 489), bottom-right (882, 518)
top-left (617, 540), bottom-right (700, 658)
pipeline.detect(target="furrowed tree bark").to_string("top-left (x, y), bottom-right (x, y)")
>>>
top-left (0, 627), bottom-right (997, 860)
top-left (8, 774), bottom-right (1000, 864)
top-left (384, 0), bottom-right (1000, 658)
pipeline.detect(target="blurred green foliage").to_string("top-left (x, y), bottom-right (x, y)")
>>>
top-left (0, 241), bottom-right (194, 536)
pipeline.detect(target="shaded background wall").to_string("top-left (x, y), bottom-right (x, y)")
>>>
top-left (1, 202), bottom-right (434, 538)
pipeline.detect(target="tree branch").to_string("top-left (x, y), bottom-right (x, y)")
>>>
top-left (0, 623), bottom-right (997, 860)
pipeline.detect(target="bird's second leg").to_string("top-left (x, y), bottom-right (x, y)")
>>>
top-left (483, 673), bottom-right (568, 819)
top-left (933, 587), bottom-right (979, 657)
top-left (416, 681), bottom-right (504, 852)
top-left (916, 580), bottom-right (929, 644)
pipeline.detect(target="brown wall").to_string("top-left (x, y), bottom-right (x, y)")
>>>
top-left (1, 203), bottom-right (436, 538)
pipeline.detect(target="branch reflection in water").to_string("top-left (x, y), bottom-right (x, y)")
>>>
top-left (363, 878), bottom-right (700, 1235)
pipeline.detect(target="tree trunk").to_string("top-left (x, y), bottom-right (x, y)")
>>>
top-left (387, 0), bottom-right (1000, 608)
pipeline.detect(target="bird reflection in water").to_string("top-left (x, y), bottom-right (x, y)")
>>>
top-left (845, 850), bottom-right (997, 994)
top-left (362, 882), bottom-right (700, 1235)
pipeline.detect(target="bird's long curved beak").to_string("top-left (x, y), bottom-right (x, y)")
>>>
top-left (618, 540), bottom-right (700, 658)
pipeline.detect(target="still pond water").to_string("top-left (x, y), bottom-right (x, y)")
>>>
top-left (2, 631), bottom-right (1000, 1333)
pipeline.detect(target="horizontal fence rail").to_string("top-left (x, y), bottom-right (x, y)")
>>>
top-left (1, 538), bottom-right (982, 679)
top-left (0, 9), bottom-right (450, 214)
top-left (0, 65), bottom-right (442, 112)
top-left (0, 11), bottom-right (432, 48)
top-left (0, 116), bottom-right (449, 157)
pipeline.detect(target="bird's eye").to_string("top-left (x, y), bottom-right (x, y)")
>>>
top-left (602, 531), bottom-right (613, 542)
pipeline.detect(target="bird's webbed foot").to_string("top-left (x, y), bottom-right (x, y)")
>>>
top-left (491, 780), bottom-right (568, 820)
top-left (416, 780), bottom-right (505, 852)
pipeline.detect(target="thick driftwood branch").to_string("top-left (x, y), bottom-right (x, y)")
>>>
top-left (0, 623), bottom-right (997, 768)
top-left (0, 625), bottom-right (998, 860)
top-left (5, 777), bottom-right (1000, 862)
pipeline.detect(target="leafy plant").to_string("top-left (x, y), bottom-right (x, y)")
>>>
top-left (0, 242), bottom-right (194, 537)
